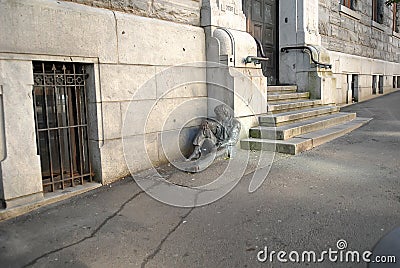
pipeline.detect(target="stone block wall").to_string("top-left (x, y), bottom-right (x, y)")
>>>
top-left (319, 1), bottom-right (400, 63)
top-left (63, 0), bottom-right (202, 26)
top-left (318, 1), bottom-right (400, 104)
top-left (0, 0), bottom-right (206, 206)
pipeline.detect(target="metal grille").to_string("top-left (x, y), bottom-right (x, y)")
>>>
top-left (33, 61), bottom-right (93, 193)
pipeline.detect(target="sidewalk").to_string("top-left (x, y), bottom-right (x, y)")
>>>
top-left (1, 91), bottom-right (400, 267)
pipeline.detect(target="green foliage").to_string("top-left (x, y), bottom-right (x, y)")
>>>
top-left (386, 0), bottom-right (400, 5)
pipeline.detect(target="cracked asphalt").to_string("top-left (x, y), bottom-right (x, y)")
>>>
top-left (0, 91), bottom-right (400, 268)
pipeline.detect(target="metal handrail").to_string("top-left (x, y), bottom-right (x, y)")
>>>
top-left (245, 37), bottom-right (269, 64)
top-left (281, 46), bottom-right (332, 69)
top-left (254, 37), bottom-right (267, 58)
top-left (244, 56), bottom-right (269, 64)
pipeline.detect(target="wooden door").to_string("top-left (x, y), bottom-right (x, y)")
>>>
top-left (243, 0), bottom-right (278, 84)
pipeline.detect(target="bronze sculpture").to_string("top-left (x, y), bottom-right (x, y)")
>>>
top-left (186, 104), bottom-right (241, 161)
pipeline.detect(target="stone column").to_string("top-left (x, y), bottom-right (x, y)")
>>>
top-left (279, 0), bottom-right (321, 52)
top-left (279, 0), bottom-right (335, 104)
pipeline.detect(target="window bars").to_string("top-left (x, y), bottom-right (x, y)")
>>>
top-left (33, 62), bottom-right (93, 193)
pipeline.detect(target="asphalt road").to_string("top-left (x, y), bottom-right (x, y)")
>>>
top-left (1, 91), bottom-right (399, 268)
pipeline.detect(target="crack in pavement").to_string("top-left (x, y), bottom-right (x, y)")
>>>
top-left (140, 207), bottom-right (195, 268)
top-left (22, 155), bottom-right (276, 267)
top-left (139, 156), bottom-right (278, 267)
top-left (23, 190), bottom-right (145, 267)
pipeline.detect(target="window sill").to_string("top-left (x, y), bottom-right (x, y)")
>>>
top-left (393, 31), bottom-right (400, 39)
top-left (371, 20), bottom-right (386, 32)
top-left (339, 5), bottom-right (361, 20)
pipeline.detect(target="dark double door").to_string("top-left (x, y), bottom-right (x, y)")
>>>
top-left (243, 0), bottom-right (278, 84)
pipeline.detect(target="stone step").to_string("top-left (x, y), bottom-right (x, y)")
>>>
top-left (241, 117), bottom-right (372, 155)
top-left (267, 92), bottom-right (310, 102)
top-left (259, 106), bottom-right (340, 127)
top-left (267, 99), bottom-right (323, 113)
top-left (267, 85), bottom-right (297, 93)
top-left (250, 112), bottom-right (357, 140)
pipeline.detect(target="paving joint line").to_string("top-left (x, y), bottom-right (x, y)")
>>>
top-left (140, 207), bottom-right (195, 268)
top-left (22, 190), bottom-right (145, 267)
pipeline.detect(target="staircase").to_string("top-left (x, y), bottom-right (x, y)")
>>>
top-left (241, 85), bottom-right (372, 155)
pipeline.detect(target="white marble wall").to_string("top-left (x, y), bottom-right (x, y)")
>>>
top-left (0, 59), bottom-right (43, 208)
top-left (330, 51), bottom-right (400, 104)
top-left (0, 0), bottom-right (207, 206)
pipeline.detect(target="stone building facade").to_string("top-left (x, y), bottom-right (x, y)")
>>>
top-left (279, 0), bottom-right (400, 104)
top-left (0, 0), bottom-right (398, 210)
top-left (318, 0), bottom-right (400, 103)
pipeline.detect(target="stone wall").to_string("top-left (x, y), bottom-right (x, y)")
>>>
top-left (63, 0), bottom-right (202, 26)
top-left (329, 51), bottom-right (399, 103)
top-left (0, 0), bottom-right (206, 206)
top-left (317, 1), bottom-right (400, 104)
top-left (319, 1), bottom-right (400, 63)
